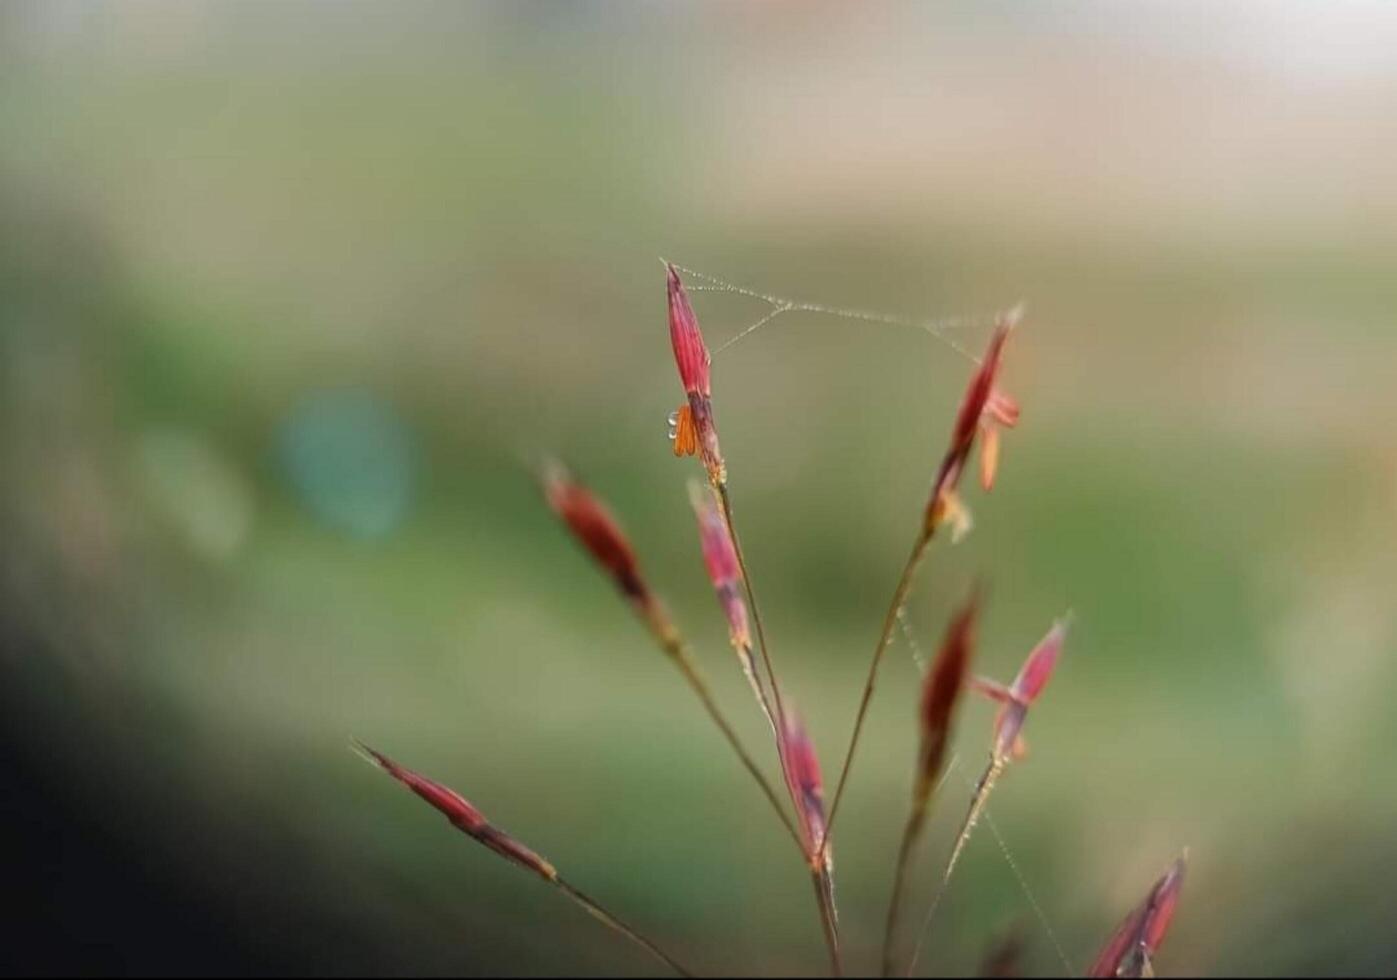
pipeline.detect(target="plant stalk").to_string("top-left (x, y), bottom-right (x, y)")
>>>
top-left (662, 633), bottom-right (804, 854)
top-left (882, 753), bottom-right (962, 976)
top-left (717, 480), bottom-right (842, 976)
top-left (555, 876), bottom-right (695, 977)
top-left (822, 529), bottom-right (934, 860)
top-left (811, 865), bottom-right (844, 977)
top-left (905, 757), bottom-right (1005, 976)
top-left (881, 801), bottom-right (927, 976)
top-left (715, 482), bottom-right (791, 754)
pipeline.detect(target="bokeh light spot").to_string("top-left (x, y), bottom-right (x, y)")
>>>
top-left (277, 389), bottom-right (418, 539)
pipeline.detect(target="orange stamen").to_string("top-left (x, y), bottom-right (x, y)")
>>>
top-left (980, 423), bottom-right (1001, 491)
top-left (671, 404), bottom-right (698, 457)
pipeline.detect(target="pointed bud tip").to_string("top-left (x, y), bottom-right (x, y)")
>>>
top-left (1010, 618), bottom-right (1067, 705)
top-left (1090, 851), bottom-right (1189, 977)
top-left (537, 454), bottom-right (571, 495)
top-left (349, 736), bottom-right (386, 769)
top-left (1159, 851), bottom-right (1188, 892)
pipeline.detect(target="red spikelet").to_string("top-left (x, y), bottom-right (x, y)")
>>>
top-left (1089, 854), bottom-right (1187, 978)
top-left (779, 707), bottom-right (830, 868)
top-left (353, 740), bottom-right (558, 882)
top-left (542, 460), bottom-right (649, 604)
top-left (972, 618), bottom-right (1067, 763)
top-left (688, 482), bottom-right (751, 651)
top-left (665, 265), bottom-right (726, 486)
top-left (926, 308), bottom-right (1021, 536)
top-left (666, 264), bottom-right (711, 397)
top-left (915, 591), bottom-right (979, 803)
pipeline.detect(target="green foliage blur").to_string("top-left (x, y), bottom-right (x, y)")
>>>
top-left (3, 4), bottom-right (1395, 976)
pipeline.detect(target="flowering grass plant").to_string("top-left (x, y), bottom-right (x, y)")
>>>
top-left (353, 265), bottom-right (1186, 977)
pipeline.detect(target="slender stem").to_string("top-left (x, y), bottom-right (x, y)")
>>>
top-left (555, 876), bottom-right (695, 977)
top-left (716, 483), bottom-right (790, 749)
top-left (905, 757), bottom-right (1005, 977)
top-left (822, 529), bottom-right (933, 859)
top-left (882, 755), bottom-right (961, 977)
top-left (737, 639), bottom-right (779, 736)
top-left (717, 481), bottom-right (842, 975)
top-left (716, 482), bottom-right (796, 827)
top-left (664, 637), bottom-right (805, 854)
top-left (942, 758), bottom-right (1004, 896)
top-left (881, 802), bottom-right (927, 977)
top-left (811, 865), bottom-right (844, 977)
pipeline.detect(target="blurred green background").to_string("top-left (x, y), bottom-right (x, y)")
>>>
top-left (2, 3), bottom-right (1395, 976)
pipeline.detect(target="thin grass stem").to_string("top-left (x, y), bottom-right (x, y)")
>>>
top-left (715, 483), bottom-right (790, 753)
top-left (738, 638), bottom-right (779, 736)
top-left (881, 802), bottom-right (926, 976)
top-left (881, 753), bottom-right (962, 976)
top-left (663, 634), bottom-right (804, 854)
top-left (717, 481), bottom-right (842, 976)
top-left (905, 757), bottom-right (1005, 976)
top-left (822, 529), bottom-right (934, 858)
top-left (555, 876), bottom-right (696, 977)
top-left (810, 866), bottom-right (844, 977)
